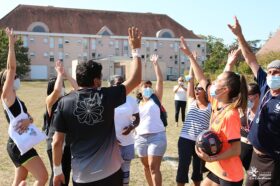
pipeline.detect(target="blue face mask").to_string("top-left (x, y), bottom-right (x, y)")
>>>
top-left (209, 85), bottom-right (218, 97)
top-left (267, 75), bottom-right (280, 90)
top-left (185, 75), bottom-right (192, 82)
top-left (247, 100), bottom-right (254, 109)
top-left (143, 88), bottom-right (153, 98)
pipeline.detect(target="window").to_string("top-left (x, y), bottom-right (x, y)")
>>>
top-left (161, 32), bottom-right (173, 38)
top-left (115, 40), bottom-right (119, 49)
top-left (97, 26), bottom-right (113, 36)
top-left (65, 40), bottom-right (70, 44)
top-left (174, 43), bottom-right (179, 52)
top-left (23, 36), bottom-right (28, 47)
top-left (49, 52), bottom-right (54, 62)
top-left (30, 52), bottom-right (35, 57)
top-left (123, 40), bottom-right (128, 51)
top-left (83, 39), bottom-right (88, 50)
top-left (153, 41), bottom-right (157, 50)
top-left (58, 52), bottom-right (64, 61)
top-left (92, 52), bottom-right (96, 59)
top-left (43, 52), bottom-right (48, 57)
top-left (167, 67), bottom-right (173, 75)
top-left (91, 39), bottom-right (96, 50)
top-left (32, 26), bottom-right (46, 32)
top-left (197, 44), bottom-right (201, 48)
top-left (58, 38), bottom-right (63, 48)
top-left (156, 29), bottom-right (174, 38)
top-left (49, 37), bottom-right (54, 48)
top-left (43, 38), bottom-right (48, 43)
top-left (83, 52), bottom-right (87, 61)
top-left (174, 61), bottom-right (178, 65)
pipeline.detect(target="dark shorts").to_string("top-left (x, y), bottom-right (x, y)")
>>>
top-left (207, 172), bottom-right (243, 186)
top-left (7, 139), bottom-right (38, 167)
top-left (176, 137), bottom-right (203, 183)
top-left (246, 150), bottom-right (280, 186)
top-left (72, 169), bottom-right (122, 186)
top-left (240, 142), bottom-right (253, 170)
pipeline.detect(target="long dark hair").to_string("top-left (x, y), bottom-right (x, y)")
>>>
top-left (47, 77), bottom-right (65, 96)
top-left (223, 71), bottom-right (248, 111)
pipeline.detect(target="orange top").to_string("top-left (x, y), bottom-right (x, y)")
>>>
top-left (206, 95), bottom-right (243, 182)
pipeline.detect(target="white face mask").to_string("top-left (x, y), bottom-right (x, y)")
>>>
top-left (13, 78), bottom-right (20, 91)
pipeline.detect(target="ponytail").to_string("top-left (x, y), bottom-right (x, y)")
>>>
top-left (233, 74), bottom-right (248, 112)
top-left (224, 71), bottom-right (248, 111)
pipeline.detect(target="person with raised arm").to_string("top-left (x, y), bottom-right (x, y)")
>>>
top-left (180, 36), bottom-right (247, 186)
top-left (0, 28), bottom-right (48, 186)
top-left (134, 54), bottom-right (166, 186)
top-left (45, 60), bottom-right (78, 186)
top-left (51, 27), bottom-right (142, 186)
top-left (228, 16), bottom-right (280, 186)
top-left (176, 61), bottom-right (211, 186)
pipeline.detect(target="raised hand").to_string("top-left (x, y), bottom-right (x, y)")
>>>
top-left (228, 16), bottom-right (242, 37)
top-left (55, 60), bottom-right (65, 76)
top-left (128, 27), bottom-right (142, 49)
top-left (150, 54), bottom-right (159, 65)
top-left (227, 48), bottom-right (241, 66)
top-left (5, 27), bottom-right (17, 45)
top-left (180, 36), bottom-right (192, 56)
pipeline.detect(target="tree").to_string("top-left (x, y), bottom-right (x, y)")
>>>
top-left (0, 29), bottom-right (30, 77)
top-left (203, 35), bottom-right (228, 73)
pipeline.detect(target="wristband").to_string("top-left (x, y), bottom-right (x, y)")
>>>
top-left (53, 164), bottom-right (63, 176)
top-left (131, 48), bottom-right (141, 58)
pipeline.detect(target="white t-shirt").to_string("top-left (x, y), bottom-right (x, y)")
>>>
top-left (173, 85), bottom-right (187, 101)
top-left (114, 96), bottom-right (139, 146)
top-left (136, 99), bottom-right (165, 135)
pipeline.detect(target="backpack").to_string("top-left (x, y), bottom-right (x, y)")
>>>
top-left (150, 94), bottom-right (168, 127)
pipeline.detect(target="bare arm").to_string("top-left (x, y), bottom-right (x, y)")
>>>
top-left (46, 61), bottom-right (64, 116)
top-left (150, 54), bottom-right (163, 101)
top-left (180, 37), bottom-right (208, 91)
top-left (123, 27), bottom-right (142, 95)
top-left (195, 141), bottom-right (241, 162)
top-left (224, 48), bottom-right (241, 72)
top-left (122, 113), bottom-right (140, 135)
top-left (64, 69), bottom-right (78, 91)
top-left (52, 132), bottom-right (65, 185)
top-left (2, 28), bottom-right (17, 106)
top-left (187, 66), bottom-right (195, 99)
top-left (228, 17), bottom-right (260, 77)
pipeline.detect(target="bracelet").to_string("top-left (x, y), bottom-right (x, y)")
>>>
top-left (131, 48), bottom-right (141, 58)
top-left (53, 164), bottom-right (63, 176)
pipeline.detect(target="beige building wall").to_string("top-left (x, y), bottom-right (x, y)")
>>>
top-left (17, 31), bottom-right (206, 81)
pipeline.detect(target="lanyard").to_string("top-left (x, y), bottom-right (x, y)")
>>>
top-left (255, 90), bottom-right (272, 124)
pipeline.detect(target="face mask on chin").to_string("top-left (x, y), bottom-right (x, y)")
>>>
top-left (13, 78), bottom-right (21, 91)
top-left (267, 75), bottom-right (280, 90)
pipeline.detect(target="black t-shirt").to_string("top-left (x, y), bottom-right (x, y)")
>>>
top-left (52, 85), bottom-right (126, 182)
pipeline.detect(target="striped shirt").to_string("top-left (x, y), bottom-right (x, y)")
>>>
top-left (180, 99), bottom-right (211, 141)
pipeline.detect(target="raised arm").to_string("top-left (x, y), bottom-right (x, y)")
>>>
top-left (224, 48), bottom-right (241, 72)
top-left (228, 17), bottom-right (260, 77)
top-left (180, 36), bottom-right (208, 91)
top-left (150, 54), bottom-right (163, 101)
top-left (187, 65), bottom-right (195, 100)
top-left (123, 27), bottom-right (142, 95)
top-left (64, 68), bottom-right (78, 91)
top-left (2, 28), bottom-right (17, 106)
top-left (46, 61), bottom-right (64, 115)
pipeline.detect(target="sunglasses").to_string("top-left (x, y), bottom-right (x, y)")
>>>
top-left (195, 87), bottom-right (204, 91)
top-left (14, 75), bottom-right (18, 79)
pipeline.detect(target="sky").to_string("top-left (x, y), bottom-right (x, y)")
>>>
top-left (0, 0), bottom-right (279, 45)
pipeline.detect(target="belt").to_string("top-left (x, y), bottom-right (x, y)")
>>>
top-left (241, 136), bottom-right (251, 144)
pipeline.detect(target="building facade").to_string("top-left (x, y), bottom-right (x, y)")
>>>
top-left (0, 5), bottom-right (206, 80)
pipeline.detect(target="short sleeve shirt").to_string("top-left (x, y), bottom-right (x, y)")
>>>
top-left (114, 96), bottom-right (139, 146)
top-left (173, 85), bottom-right (187, 101)
top-left (53, 85), bottom-right (126, 183)
top-left (248, 68), bottom-right (280, 159)
top-left (205, 98), bottom-right (244, 182)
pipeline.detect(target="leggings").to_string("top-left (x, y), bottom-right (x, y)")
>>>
top-left (175, 100), bottom-right (186, 122)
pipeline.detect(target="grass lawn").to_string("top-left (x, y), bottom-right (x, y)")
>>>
top-left (0, 81), bottom-right (193, 185)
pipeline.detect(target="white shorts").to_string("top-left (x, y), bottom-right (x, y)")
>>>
top-left (134, 132), bottom-right (167, 157)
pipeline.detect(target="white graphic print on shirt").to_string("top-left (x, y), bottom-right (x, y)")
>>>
top-left (74, 92), bottom-right (104, 125)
